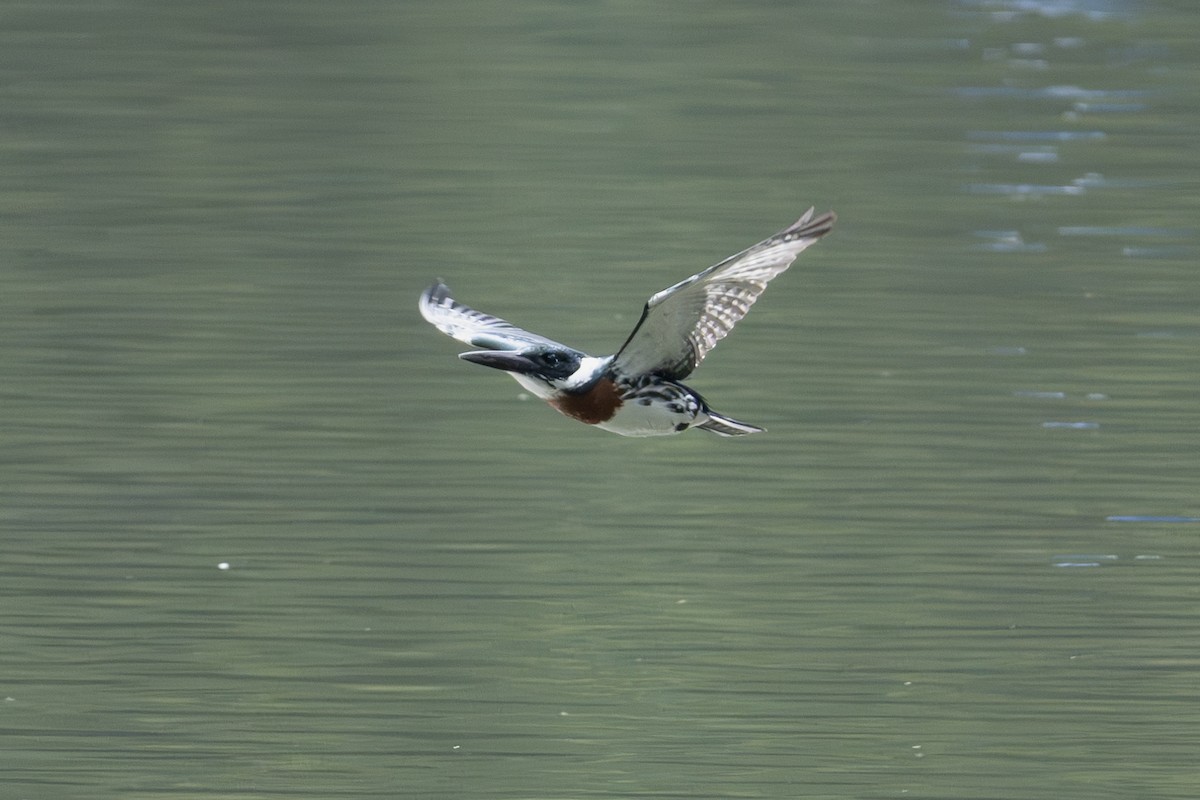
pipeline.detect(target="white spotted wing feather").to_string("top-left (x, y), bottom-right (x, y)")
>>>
top-left (612, 208), bottom-right (836, 379)
top-left (419, 282), bottom-right (573, 352)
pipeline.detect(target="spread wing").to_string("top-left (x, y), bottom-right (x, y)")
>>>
top-left (611, 208), bottom-right (836, 379)
top-left (419, 282), bottom-right (573, 352)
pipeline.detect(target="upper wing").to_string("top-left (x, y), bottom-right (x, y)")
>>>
top-left (418, 282), bottom-right (573, 352)
top-left (611, 208), bottom-right (836, 379)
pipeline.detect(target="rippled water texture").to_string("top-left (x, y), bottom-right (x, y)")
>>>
top-left (3, 1), bottom-right (1198, 798)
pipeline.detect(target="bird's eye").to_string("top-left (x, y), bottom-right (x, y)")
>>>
top-left (542, 353), bottom-right (562, 366)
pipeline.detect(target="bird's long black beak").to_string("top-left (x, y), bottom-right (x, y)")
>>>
top-left (459, 350), bottom-right (538, 374)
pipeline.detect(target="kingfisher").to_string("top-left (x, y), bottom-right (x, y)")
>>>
top-left (419, 206), bottom-right (835, 437)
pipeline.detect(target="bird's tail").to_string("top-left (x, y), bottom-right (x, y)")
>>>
top-left (696, 411), bottom-right (765, 437)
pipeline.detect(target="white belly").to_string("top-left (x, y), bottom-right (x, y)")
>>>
top-left (593, 399), bottom-right (702, 437)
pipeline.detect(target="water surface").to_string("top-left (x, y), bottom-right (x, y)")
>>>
top-left (3, 1), bottom-right (1199, 798)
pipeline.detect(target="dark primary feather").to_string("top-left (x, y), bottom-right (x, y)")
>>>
top-left (611, 208), bottom-right (836, 379)
top-left (418, 282), bottom-right (574, 352)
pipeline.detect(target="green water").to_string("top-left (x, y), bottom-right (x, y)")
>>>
top-left (3, 1), bottom-right (1199, 798)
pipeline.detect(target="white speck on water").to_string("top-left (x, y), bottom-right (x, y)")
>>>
top-left (1017, 150), bottom-right (1059, 163)
top-left (1054, 554), bottom-right (1117, 568)
top-left (973, 230), bottom-right (1046, 252)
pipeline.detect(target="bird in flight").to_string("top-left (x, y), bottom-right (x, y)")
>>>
top-left (419, 207), bottom-right (836, 437)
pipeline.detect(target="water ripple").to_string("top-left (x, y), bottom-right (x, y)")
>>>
top-left (967, 129), bottom-right (1106, 141)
